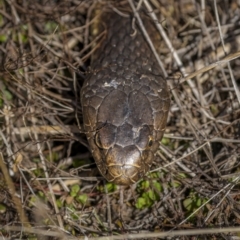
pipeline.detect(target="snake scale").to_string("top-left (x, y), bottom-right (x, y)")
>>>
top-left (81, 5), bottom-right (170, 185)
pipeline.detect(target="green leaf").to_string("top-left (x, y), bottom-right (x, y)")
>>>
top-left (183, 198), bottom-right (193, 211)
top-left (161, 137), bottom-right (170, 145)
top-left (76, 194), bottom-right (88, 205)
top-left (141, 180), bottom-right (150, 189)
top-left (178, 173), bottom-right (187, 179)
top-left (0, 14), bottom-right (3, 27)
top-left (73, 158), bottom-right (91, 168)
top-left (0, 34), bottom-right (7, 43)
top-left (147, 190), bottom-right (156, 201)
top-left (28, 195), bottom-right (37, 207)
top-left (0, 203), bottom-right (7, 213)
top-left (171, 180), bottom-right (181, 188)
top-left (56, 199), bottom-right (63, 208)
top-left (46, 152), bottom-right (59, 162)
top-left (97, 182), bottom-right (117, 193)
top-left (135, 197), bottom-right (146, 209)
top-left (70, 184), bottom-right (80, 197)
top-left (33, 168), bottom-right (44, 177)
top-left (148, 172), bottom-right (160, 179)
top-left (196, 197), bottom-right (202, 207)
top-left (45, 21), bottom-right (58, 33)
top-left (38, 191), bottom-right (44, 198)
top-left (106, 182), bottom-right (117, 192)
top-left (153, 181), bottom-right (162, 192)
top-left (3, 90), bottom-right (12, 101)
top-left (142, 192), bottom-right (152, 206)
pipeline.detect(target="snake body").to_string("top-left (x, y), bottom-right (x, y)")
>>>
top-left (81, 8), bottom-right (170, 185)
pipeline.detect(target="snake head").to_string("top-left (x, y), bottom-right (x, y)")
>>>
top-left (82, 87), bottom-right (169, 185)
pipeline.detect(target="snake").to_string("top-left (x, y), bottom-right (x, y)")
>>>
top-left (81, 5), bottom-right (170, 185)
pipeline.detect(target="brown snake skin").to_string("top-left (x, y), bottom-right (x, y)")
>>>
top-left (81, 7), bottom-right (170, 185)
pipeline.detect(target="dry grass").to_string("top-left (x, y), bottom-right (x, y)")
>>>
top-left (0, 0), bottom-right (240, 239)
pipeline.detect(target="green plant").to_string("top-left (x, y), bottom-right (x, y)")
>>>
top-left (70, 184), bottom-right (88, 205)
top-left (183, 190), bottom-right (208, 217)
top-left (135, 172), bottom-right (163, 209)
top-left (97, 182), bottom-right (117, 193)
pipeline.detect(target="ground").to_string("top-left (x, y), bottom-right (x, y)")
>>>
top-left (0, 0), bottom-right (240, 239)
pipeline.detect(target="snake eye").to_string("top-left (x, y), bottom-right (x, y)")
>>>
top-left (148, 136), bottom-right (153, 147)
top-left (94, 132), bottom-right (104, 149)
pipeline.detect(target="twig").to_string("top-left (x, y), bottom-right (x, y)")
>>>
top-left (0, 153), bottom-right (31, 228)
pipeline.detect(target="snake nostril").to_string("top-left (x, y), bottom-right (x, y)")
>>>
top-left (148, 136), bottom-right (153, 147)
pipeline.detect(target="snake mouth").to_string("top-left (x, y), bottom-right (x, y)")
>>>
top-left (95, 144), bottom-right (152, 185)
top-left (105, 163), bottom-right (142, 185)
